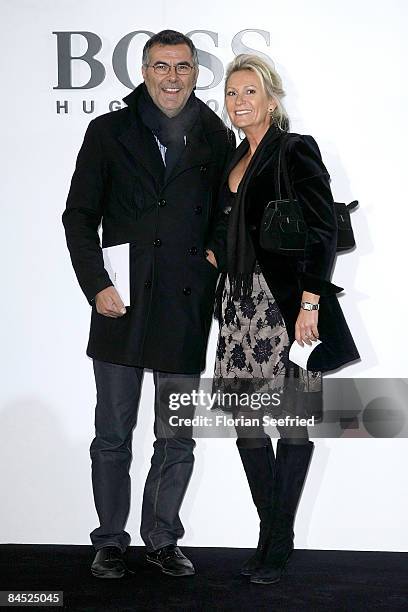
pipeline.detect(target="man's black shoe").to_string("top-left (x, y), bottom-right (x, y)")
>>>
top-left (146, 545), bottom-right (195, 576)
top-left (91, 546), bottom-right (127, 579)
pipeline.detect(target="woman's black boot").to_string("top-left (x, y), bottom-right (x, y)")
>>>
top-left (250, 439), bottom-right (314, 584)
top-left (236, 436), bottom-right (275, 576)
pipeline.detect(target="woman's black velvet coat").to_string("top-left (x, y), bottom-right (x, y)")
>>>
top-left (209, 128), bottom-right (360, 372)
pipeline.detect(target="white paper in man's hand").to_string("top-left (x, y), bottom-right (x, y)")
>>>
top-left (289, 339), bottom-right (322, 370)
top-left (102, 243), bottom-right (130, 306)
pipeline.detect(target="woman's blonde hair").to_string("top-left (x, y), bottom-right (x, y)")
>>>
top-left (224, 54), bottom-right (289, 132)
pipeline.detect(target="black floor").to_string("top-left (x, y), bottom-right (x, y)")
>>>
top-left (0, 545), bottom-right (407, 611)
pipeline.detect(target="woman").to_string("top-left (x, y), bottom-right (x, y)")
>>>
top-left (206, 54), bottom-right (359, 585)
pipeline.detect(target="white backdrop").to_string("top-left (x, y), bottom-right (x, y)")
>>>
top-left (1, 0), bottom-right (407, 551)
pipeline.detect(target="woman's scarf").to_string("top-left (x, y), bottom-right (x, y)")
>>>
top-left (226, 123), bottom-right (284, 300)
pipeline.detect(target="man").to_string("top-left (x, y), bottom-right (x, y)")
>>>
top-left (63, 30), bottom-right (235, 578)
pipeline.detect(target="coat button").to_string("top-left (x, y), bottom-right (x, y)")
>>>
top-left (183, 287), bottom-right (192, 296)
top-left (153, 239), bottom-right (162, 247)
top-left (189, 246), bottom-right (198, 255)
top-left (194, 206), bottom-right (202, 215)
top-left (249, 224), bottom-right (257, 232)
top-left (158, 199), bottom-right (166, 207)
top-left (200, 165), bottom-right (207, 172)
top-left (144, 280), bottom-right (152, 289)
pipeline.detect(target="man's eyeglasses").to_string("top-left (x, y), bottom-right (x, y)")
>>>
top-left (146, 62), bottom-right (195, 76)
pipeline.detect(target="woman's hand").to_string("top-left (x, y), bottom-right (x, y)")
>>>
top-left (205, 249), bottom-right (218, 268)
top-left (295, 309), bottom-right (319, 346)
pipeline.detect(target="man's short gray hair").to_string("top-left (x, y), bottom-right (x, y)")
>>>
top-left (142, 30), bottom-right (198, 67)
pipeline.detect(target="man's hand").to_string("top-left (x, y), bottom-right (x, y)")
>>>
top-left (205, 249), bottom-right (218, 268)
top-left (95, 286), bottom-right (127, 318)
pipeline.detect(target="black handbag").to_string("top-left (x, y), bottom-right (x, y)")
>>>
top-left (335, 200), bottom-right (358, 251)
top-left (260, 135), bottom-right (306, 255)
top-left (260, 135), bottom-right (358, 255)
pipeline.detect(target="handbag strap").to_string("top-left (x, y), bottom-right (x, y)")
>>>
top-left (280, 133), bottom-right (295, 200)
top-left (274, 144), bottom-right (283, 200)
top-left (274, 133), bottom-right (294, 201)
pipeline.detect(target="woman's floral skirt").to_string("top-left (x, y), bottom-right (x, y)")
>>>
top-left (213, 264), bottom-right (323, 421)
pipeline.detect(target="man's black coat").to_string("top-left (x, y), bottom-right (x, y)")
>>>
top-left (63, 84), bottom-right (235, 373)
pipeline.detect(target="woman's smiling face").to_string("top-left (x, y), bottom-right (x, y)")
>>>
top-left (225, 69), bottom-right (276, 133)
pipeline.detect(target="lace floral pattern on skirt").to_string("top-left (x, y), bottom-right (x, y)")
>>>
top-left (213, 264), bottom-right (322, 419)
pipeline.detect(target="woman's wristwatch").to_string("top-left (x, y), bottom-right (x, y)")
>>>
top-left (301, 302), bottom-right (320, 311)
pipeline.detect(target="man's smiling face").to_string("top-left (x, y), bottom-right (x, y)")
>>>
top-left (142, 43), bottom-right (198, 117)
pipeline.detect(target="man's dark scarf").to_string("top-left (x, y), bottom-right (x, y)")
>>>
top-left (225, 123), bottom-right (284, 301)
top-left (137, 83), bottom-right (200, 180)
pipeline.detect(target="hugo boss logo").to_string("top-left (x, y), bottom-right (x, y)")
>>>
top-left (53, 29), bottom-right (274, 114)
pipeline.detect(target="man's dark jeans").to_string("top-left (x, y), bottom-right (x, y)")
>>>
top-left (90, 360), bottom-right (198, 552)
